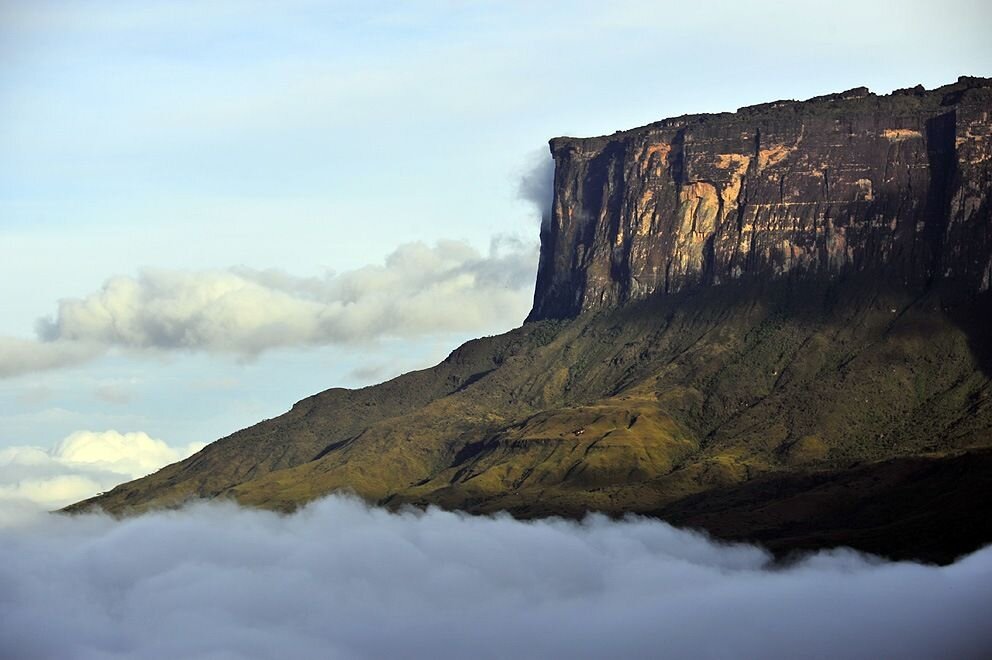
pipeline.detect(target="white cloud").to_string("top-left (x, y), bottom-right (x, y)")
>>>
top-left (0, 337), bottom-right (102, 378)
top-left (1, 239), bottom-right (536, 377)
top-left (52, 430), bottom-right (203, 478)
top-left (0, 495), bottom-right (990, 659)
top-left (0, 430), bottom-right (204, 521)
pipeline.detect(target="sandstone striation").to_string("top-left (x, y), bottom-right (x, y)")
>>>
top-left (530, 77), bottom-right (992, 320)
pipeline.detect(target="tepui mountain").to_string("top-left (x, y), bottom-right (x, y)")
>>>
top-left (69, 76), bottom-right (992, 563)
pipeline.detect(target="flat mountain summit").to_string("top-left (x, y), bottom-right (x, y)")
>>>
top-left (69, 77), bottom-right (992, 563)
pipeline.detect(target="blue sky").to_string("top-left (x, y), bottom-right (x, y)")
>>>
top-left (0, 0), bottom-right (990, 508)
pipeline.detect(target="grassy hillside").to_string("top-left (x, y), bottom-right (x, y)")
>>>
top-left (67, 277), bottom-right (992, 561)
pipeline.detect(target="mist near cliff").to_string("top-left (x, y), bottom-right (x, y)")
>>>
top-left (2, 496), bottom-right (990, 659)
top-left (519, 152), bottom-right (555, 229)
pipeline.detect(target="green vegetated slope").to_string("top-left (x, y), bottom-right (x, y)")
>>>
top-left (70, 278), bottom-right (992, 560)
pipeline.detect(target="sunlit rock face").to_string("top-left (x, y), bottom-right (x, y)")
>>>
top-left (529, 77), bottom-right (992, 320)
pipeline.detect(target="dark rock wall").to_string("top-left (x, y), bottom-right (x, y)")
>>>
top-left (529, 78), bottom-right (992, 321)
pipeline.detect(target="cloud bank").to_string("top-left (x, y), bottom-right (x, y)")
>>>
top-left (1, 496), bottom-right (990, 660)
top-left (0, 430), bottom-right (204, 521)
top-left (1, 239), bottom-right (536, 377)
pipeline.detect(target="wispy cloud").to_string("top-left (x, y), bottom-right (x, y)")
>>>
top-left (0, 337), bottom-right (102, 378)
top-left (93, 381), bottom-right (135, 405)
top-left (2, 495), bottom-right (990, 659)
top-left (519, 150), bottom-right (555, 229)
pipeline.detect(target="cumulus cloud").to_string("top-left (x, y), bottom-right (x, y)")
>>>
top-left (0, 430), bottom-right (204, 521)
top-left (0, 239), bottom-right (537, 378)
top-left (0, 496), bottom-right (990, 659)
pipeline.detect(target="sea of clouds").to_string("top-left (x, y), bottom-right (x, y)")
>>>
top-left (2, 495), bottom-right (991, 660)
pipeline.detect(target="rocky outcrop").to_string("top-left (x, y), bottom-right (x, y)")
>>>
top-left (529, 77), bottom-right (992, 320)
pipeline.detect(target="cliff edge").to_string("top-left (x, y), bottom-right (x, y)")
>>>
top-left (530, 77), bottom-right (992, 319)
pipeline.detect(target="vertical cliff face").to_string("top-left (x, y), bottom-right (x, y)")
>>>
top-left (529, 77), bottom-right (992, 321)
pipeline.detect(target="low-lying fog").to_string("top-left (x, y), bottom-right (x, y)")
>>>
top-left (2, 495), bottom-right (990, 659)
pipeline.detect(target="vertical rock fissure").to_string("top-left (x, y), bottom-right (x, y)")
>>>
top-left (923, 110), bottom-right (957, 285)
